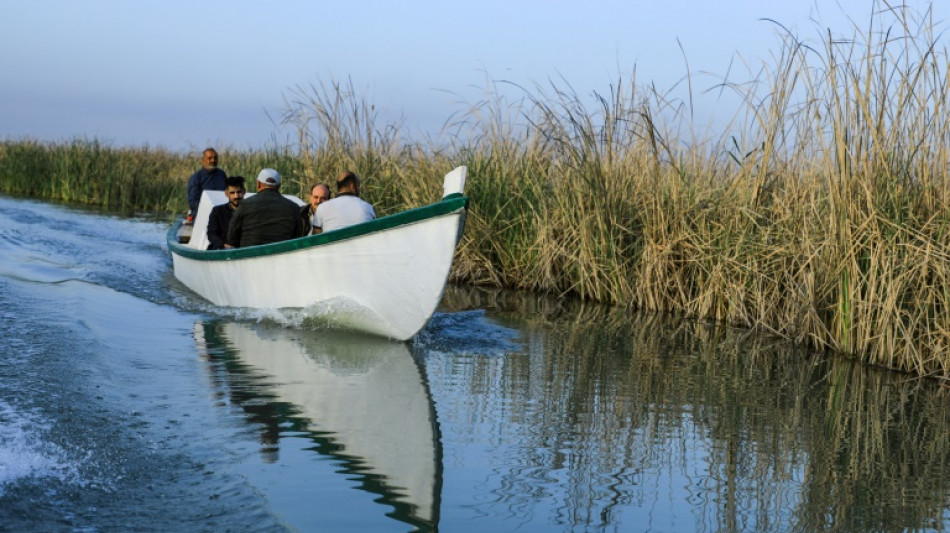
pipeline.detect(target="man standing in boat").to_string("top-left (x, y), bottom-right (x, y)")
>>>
top-left (300, 183), bottom-right (331, 236)
top-left (226, 168), bottom-right (302, 247)
top-left (206, 176), bottom-right (246, 250)
top-left (186, 147), bottom-right (228, 224)
top-left (312, 171), bottom-right (375, 234)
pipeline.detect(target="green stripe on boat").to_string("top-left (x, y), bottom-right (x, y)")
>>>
top-left (167, 194), bottom-right (469, 261)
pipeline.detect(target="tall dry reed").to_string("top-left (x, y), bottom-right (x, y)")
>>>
top-left (431, 2), bottom-right (950, 379)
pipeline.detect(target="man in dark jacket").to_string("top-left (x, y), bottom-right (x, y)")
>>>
top-left (186, 148), bottom-right (228, 222)
top-left (227, 168), bottom-right (302, 248)
top-left (206, 176), bottom-right (245, 250)
top-left (299, 183), bottom-right (331, 236)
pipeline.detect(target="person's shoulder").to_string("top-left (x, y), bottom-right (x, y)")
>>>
top-left (337, 195), bottom-right (362, 205)
top-left (279, 193), bottom-right (298, 204)
top-left (239, 192), bottom-right (261, 206)
top-left (362, 198), bottom-right (375, 216)
top-left (321, 197), bottom-right (345, 209)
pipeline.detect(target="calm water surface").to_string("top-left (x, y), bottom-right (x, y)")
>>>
top-left (1, 194), bottom-right (949, 532)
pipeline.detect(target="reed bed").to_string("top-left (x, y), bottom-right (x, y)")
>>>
top-left (1, 3), bottom-right (948, 379)
top-left (0, 139), bottom-right (301, 214)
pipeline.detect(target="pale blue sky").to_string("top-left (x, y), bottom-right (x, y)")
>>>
top-left (1, 1), bottom-right (945, 151)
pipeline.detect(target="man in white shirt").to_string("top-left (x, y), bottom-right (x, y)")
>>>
top-left (312, 171), bottom-right (375, 234)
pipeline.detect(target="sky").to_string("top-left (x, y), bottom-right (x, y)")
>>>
top-left (1, 1), bottom-right (946, 152)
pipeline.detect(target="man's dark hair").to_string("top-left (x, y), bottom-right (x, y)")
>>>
top-left (336, 171), bottom-right (359, 191)
top-left (226, 176), bottom-right (245, 189)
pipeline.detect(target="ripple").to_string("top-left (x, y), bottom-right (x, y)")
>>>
top-left (414, 310), bottom-right (521, 356)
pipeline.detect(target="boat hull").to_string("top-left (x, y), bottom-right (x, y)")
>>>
top-left (169, 206), bottom-right (465, 340)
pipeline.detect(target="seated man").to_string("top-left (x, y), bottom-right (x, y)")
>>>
top-left (206, 176), bottom-right (246, 250)
top-left (227, 168), bottom-right (303, 248)
top-left (312, 171), bottom-right (375, 234)
top-left (299, 183), bottom-right (330, 236)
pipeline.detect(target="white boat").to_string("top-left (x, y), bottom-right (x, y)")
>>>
top-left (193, 321), bottom-right (441, 530)
top-left (167, 166), bottom-right (468, 340)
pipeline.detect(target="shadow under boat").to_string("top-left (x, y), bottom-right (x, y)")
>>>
top-left (194, 320), bottom-right (443, 532)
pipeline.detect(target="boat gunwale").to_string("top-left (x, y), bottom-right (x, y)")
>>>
top-left (167, 193), bottom-right (468, 261)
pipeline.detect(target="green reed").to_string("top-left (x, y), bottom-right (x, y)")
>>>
top-left (1, 3), bottom-right (948, 379)
top-left (0, 139), bottom-right (314, 214)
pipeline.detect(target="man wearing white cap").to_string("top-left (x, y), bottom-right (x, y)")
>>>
top-left (226, 168), bottom-right (302, 247)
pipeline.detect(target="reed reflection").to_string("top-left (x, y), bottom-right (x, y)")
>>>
top-left (433, 286), bottom-right (950, 532)
top-left (193, 321), bottom-right (441, 532)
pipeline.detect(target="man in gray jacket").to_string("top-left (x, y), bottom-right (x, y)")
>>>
top-left (226, 168), bottom-right (302, 248)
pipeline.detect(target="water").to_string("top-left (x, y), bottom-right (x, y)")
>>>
top-left (1, 194), bottom-right (949, 532)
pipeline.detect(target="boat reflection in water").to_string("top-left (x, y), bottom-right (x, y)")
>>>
top-left (193, 321), bottom-right (441, 532)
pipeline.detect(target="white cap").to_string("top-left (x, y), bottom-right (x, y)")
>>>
top-left (257, 168), bottom-right (281, 186)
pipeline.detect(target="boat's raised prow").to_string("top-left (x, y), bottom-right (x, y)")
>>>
top-left (442, 165), bottom-right (466, 198)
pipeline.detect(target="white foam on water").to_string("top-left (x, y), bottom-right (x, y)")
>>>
top-left (193, 298), bottom-right (388, 334)
top-left (0, 399), bottom-right (81, 495)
